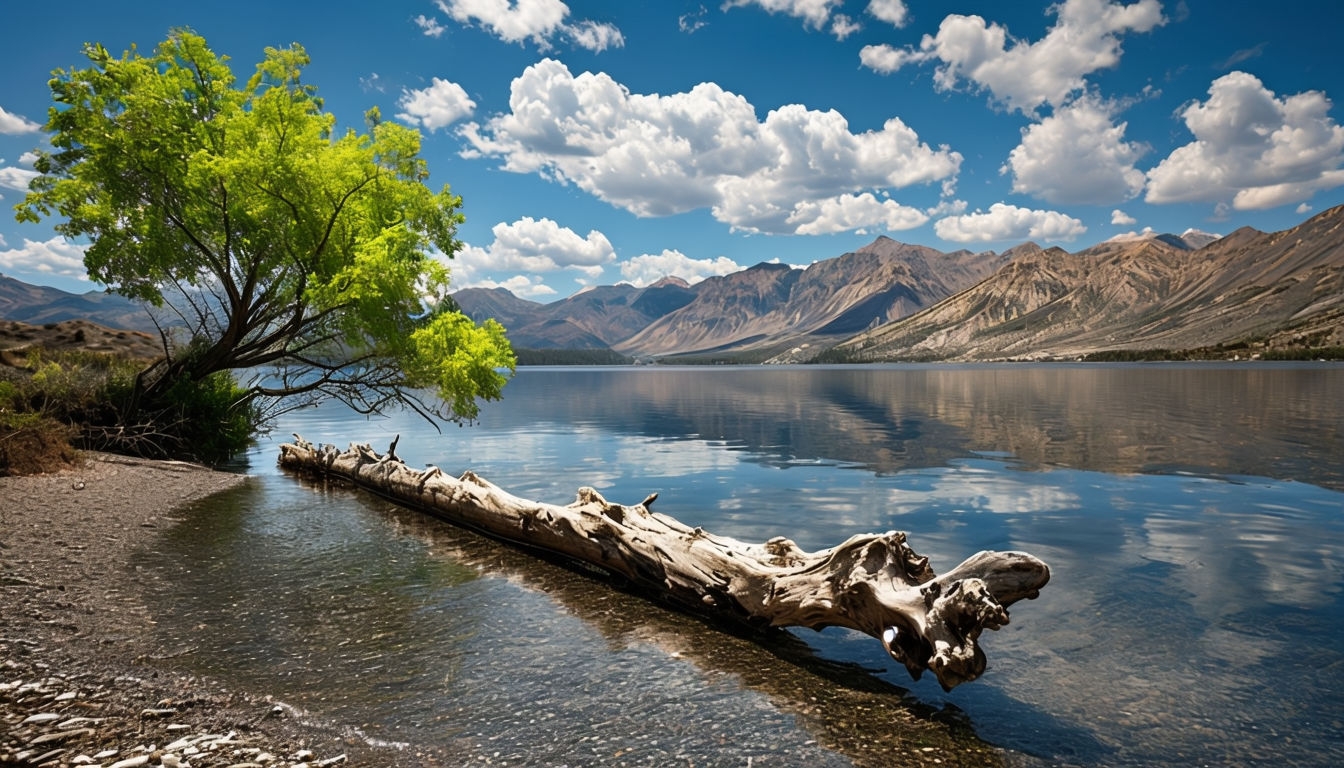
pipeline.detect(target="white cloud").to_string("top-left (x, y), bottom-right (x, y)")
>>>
top-left (0, 106), bottom-right (41, 134)
top-left (1111, 209), bottom-right (1137, 225)
top-left (0, 236), bottom-right (89, 278)
top-left (722, 0), bottom-right (843, 30)
top-left (787, 192), bottom-right (927, 235)
top-left (1296, 202), bottom-right (1312, 215)
top-left (460, 59), bottom-right (960, 236)
top-left (934, 203), bottom-right (1087, 243)
top-left (618, 249), bottom-right (742, 287)
top-left (0, 166), bottom-right (39, 192)
top-left (456, 216), bottom-right (615, 282)
top-left (865, 0), bottom-right (1165, 114)
top-left (1107, 226), bottom-right (1155, 242)
top-left (18, 152), bottom-right (38, 165)
top-left (433, 0), bottom-right (622, 52)
top-left (867, 0), bottom-right (908, 28)
top-left (859, 43), bottom-right (922, 74)
top-left (1004, 96), bottom-right (1147, 204)
top-left (829, 14), bottom-right (860, 40)
top-left (1145, 71), bottom-right (1344, 210)
top-left (414, 14), bottom-right (447, 37)
top-left (565, 20), bottom-right (625, 52)
top-left (396, 77), bottom-right (476, 131)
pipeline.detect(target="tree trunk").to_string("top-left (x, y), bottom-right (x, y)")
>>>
top-left (277, 436), bottom-right (1050, 691)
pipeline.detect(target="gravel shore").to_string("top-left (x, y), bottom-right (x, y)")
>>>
top-left (1, 454), bottom-right (418, 767)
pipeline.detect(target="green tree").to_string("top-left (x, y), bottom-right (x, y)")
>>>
top-left (16, 30), bottom-right (513, 443)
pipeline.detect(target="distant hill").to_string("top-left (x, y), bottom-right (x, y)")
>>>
top-left (827, 205), bottom-right (1344, 361)
top-left (0, 275), bottom-right (160, 333)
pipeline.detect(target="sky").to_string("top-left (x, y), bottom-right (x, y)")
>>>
top-left (1, 0), bottom-right (1342, 301)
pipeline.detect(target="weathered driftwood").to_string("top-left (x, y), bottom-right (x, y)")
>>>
top-left (278, 436), bottom-right (1050, 690)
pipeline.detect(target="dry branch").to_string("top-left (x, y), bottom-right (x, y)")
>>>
top-left (278, 436), bottom-right (1050, 690)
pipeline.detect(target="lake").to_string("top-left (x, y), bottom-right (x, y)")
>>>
top-left (136, 364), bottom-right (1344, 766)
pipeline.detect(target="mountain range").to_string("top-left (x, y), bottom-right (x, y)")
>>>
top-left (828, 205), bottom-right (1344, 361)
top-left (4, 206), bottom-right (1342, 362)
top-left (454, 238), bottom-right (1013, 361)
top-left (452, 205), bottom-right (1342, 361)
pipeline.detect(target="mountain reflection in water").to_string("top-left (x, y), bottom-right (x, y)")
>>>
top-left (137, 364), bottom-right (1344, 767)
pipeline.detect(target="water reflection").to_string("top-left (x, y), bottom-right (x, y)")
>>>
top-left (475, 364), bottom-right (1344, 490)
top-left (135, 365), bottom-right (1344, 767)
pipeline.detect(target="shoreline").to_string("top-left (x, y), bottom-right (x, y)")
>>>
top-left (0, 453), bottom-right (419, 767)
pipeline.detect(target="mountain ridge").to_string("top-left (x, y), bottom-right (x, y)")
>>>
top-left (828, 205), bottom-right (1344, 361)
top-left (5, 207), bottom-right (1341, 362)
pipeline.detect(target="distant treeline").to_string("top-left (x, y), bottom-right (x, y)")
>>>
top-left (1082, 345), bottom-right (1344, 362)
top-left (514, 348), bottom-right (633, 366)
top-left (809, 342), bottom-right (1344, 364)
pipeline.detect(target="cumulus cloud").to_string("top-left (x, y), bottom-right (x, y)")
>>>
top-left (867, 0), bottom-right (909, 28)
top-left (830, 14), bottom-right (861, 39)
top-left (396, 77), bottom-right (476, 131)
top-left (0, 166), bottom-right (39, 192)
top-left (1296, 202), bottom-right (1312, 215)
top-left (1111, 209), bottom-right (1137, 225)
top-left (863, 0), bottom-right (1165, 114)
top-left (1145, 71), bottom-right (1344, 210)
top-left (459, 59), bottom-right (960, 236)
top-left (1004, 96), bottom-right (1147, 204)
top-left (859, 43), bottom-right (922, 74)
top-left (787, 192), bottom-right (927, 235)
top-left (934, 203), bottom-right (1086, 243)
top-left (455, 216), bottom-right (616, 285)
top-left (618, 249), bottom-right (742, 287)
top-left (0, 106), bottom-right (41, 134)
top-left (433, 0), bottom-right (623, 52)
top-left (0, 236), bottom-right (89, 279)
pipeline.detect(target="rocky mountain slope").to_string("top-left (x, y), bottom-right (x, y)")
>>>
top-left (614, 239), bottom-right (1010, 358)
top-left (829, 205), bottom-right (1344, 361)
top-left (453, 237), bottom-right (1009, 359)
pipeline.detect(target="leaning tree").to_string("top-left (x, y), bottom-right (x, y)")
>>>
top-left (16, 30), bottom-right (513, 453)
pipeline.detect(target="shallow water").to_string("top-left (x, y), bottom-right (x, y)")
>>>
top-left (138, 364), bottom-right (1344, 766)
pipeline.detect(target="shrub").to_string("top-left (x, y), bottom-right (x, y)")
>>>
top-left (0, 348), bottom-right (258, 473)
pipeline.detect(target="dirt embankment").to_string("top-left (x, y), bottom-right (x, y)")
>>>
top-left (0, 320), bottom-right (165, 367)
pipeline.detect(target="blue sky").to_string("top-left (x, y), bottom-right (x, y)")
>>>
top-left (2, 1), bottom-right (1342, 300)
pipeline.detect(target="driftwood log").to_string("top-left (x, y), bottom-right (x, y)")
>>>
top-left (278, 436), bottom-right (1050, 691)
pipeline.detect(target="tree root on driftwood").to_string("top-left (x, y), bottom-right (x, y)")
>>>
top-left (278, 436), bottom-right (1050, 691)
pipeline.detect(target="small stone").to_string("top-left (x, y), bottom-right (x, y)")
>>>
top-left (106, 755), bottom-right (151, 768)
top-left (21, 712), bottom-right (61, 724)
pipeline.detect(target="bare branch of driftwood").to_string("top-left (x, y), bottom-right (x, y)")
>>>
top-left (278, 436), bottom-right (1050, 690)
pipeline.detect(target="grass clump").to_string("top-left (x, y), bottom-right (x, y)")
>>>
top-left (0, 349), bottom-right (256, 475)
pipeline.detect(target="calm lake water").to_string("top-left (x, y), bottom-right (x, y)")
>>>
top-left (137, 364), bottom-right (1344, 767)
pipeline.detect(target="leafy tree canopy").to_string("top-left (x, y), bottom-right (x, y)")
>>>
top-left (16, 30), bottom-right (514, 430)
